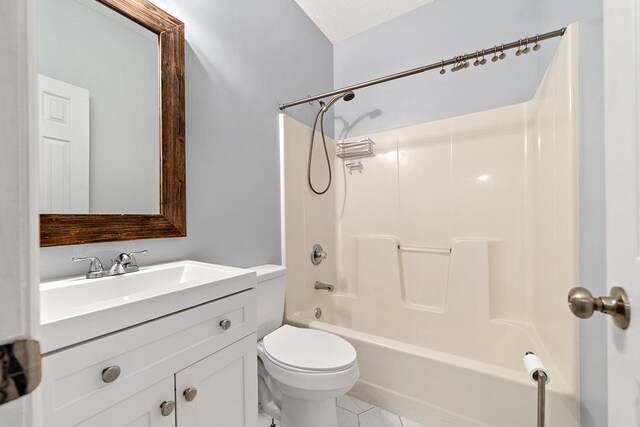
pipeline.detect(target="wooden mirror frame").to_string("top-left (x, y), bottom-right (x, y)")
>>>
top-left (40, 0), bottom-right (186, 247)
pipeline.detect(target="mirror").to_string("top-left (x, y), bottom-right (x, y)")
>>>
top-left (38, 0), bottom-right (186, 246)
top-left (38, 0), bottom-right (160, 214)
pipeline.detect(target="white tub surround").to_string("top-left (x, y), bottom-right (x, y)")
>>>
top-left (281, 25), bottom-right (580, 427)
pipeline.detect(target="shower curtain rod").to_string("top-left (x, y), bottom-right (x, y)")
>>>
top-left (278, 27), bottom-right (566, 111)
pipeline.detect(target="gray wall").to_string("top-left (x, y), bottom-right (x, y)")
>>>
top-left (332, 0), bottom-right (540, 139)
top-left (538, 3), bottom-right (606, 427)
top-left (40, 0), bottom-right (333, 280)
top-left (38, 0), bottom-right (160, 214)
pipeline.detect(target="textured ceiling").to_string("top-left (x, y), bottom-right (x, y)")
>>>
top-left (294, 0), bottom-right (434, 44)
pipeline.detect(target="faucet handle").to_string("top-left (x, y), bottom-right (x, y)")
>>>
top-left (128, 249), bottom-right (148, 257)
top-left (72, 256), bottom-right (108, 278)
top-left (310, 244), bottom-right (326, 266)
top-left (127, 250), bottom-right (147, 268)
top-left (115, 253), bottom-right (133, 265)
top-left (72, 256), bottom-right (104, 272)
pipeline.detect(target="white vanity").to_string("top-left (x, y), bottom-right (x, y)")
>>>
top-left (38, 261), bottom-right (258, 427)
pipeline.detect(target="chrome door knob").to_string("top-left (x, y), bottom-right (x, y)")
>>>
top-left (567, 287), bottom-right (598, 318)
top-left (160, 400), bottom-right (176, 416)
top-left (219, 319), bottom-right (231, 330)
top-left (101, 366), bottom-right (121, 383)
top-left (183, 387), bottom-right (198, 402)
top-left (568, 286), bottom-right (631, 329)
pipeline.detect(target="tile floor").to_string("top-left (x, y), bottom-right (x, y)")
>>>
top-left (258, 395), bottom-right (425, 427)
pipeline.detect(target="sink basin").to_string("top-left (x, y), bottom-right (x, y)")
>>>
top-left (40, 260), bottom-right (256, 353)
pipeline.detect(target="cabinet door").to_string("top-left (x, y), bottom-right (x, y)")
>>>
top-left (175, 334), bottom-right (258, 427)
top-left (76, 376), bottom-right (176, 427)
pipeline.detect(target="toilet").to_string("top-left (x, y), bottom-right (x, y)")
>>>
top-left (250, 265), bottom-right (359, 427)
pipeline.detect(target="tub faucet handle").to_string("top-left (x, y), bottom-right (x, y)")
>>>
top-left (311, 244), bottom-right (326, 265)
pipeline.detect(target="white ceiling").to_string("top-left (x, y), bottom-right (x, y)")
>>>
top-left (294, 0), bottom-right (434, 44)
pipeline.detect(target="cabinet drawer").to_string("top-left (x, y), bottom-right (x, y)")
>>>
top-left (40, 289), bottom-right (256, 426)
top-left (75, 376), bottom-right (175, 427)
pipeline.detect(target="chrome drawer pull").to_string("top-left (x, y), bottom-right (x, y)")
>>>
top-left (183, 387), bottom-right (198, 402)
top-left (219, 319), bottom-right (231, 330)
top-left (160, 400), bottom-right (175, 416)
top-left (101, 366), bottom-right (121, 383)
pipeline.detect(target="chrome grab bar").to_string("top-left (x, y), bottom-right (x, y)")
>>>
top-left (397, 245), bottom-right (451, 254)
top-left (314, 281), bottom-right (334, 292)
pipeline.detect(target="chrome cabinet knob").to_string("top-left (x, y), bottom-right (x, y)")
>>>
top-left (101, 366), bottom-right (121, 383)
top-left (568, 286), bottom-right (631, 329)
top-left (219, 319), bottom-right (231, 330)
top-left (183, 387), bottom-right (198, 402)
top-left (160, 400), bottom-right (176, 416)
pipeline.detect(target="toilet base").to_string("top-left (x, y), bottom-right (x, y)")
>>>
top-left (280, 395), bottom-right (339, 427)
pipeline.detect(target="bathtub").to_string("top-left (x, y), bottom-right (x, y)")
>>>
top-left (288, 311), bottom-right (579, 427)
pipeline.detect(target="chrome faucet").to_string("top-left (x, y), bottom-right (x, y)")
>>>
top-left (108, 254), bottom-right (129, 276)
top-left (314, 281), bottom-right (334, 292)
top-left (73, 250), bottom-right (147, 279)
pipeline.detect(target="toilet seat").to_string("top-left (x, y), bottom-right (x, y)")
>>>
top-left (263, 325), bottom-right (357, 372)
top-left (258, 325), bottom-right (359, 399)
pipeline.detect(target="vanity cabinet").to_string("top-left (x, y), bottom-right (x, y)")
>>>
top-left (39, 289), bottom-right (258, 427)
top-left (175, 334), bottom-right (256, 426)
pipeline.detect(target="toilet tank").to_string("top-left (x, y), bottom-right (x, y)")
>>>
top-left (247, 265), bottom-right (287, 339)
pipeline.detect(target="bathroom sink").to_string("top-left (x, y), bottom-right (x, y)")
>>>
top-left (40, 260), bottom-right (256, 353)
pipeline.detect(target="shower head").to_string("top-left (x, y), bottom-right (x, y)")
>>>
top-left (321, 90), bottom-right (355, 112)
top-left (343, 91), bottom-right (356, 101)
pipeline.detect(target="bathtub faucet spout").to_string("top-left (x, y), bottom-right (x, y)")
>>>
top-left (314, 281), bottom-right (334, 292)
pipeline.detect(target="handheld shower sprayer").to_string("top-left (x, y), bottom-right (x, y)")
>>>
top-left (321, 91), bottom-right (355, 112)
top-left (308, 91), bottom-right (355, 195)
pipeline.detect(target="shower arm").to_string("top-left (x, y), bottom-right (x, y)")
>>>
top-left (279, 27), bottom-right (566, 111)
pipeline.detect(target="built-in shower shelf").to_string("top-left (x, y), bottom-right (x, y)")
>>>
top-left (337, 138), bottom-right (375, 159)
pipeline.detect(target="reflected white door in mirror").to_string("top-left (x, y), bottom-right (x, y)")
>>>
top-left (38, 75), bottom-right (90, 214)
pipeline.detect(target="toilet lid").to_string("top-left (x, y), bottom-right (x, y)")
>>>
top-left (263, 325), bottom-right (357, 372)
